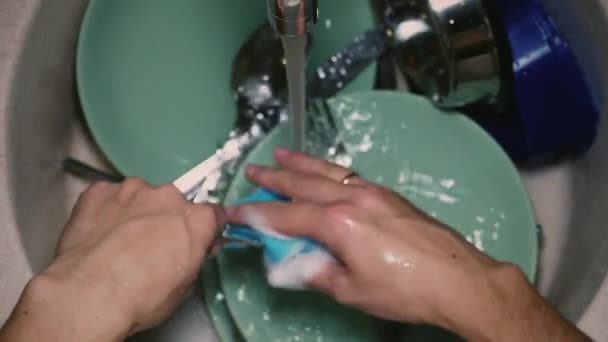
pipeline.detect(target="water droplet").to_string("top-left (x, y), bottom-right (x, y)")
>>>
top-left (243, 323), bottom-right (255, 337)
top-left (237, 285), bottom-right (247, 302)
top-left (440, 179), bottom-right (456, 190)
top-left (438, 194), bottom-right (458, 204)
top-left (316, 68), bottom-right (326, 79)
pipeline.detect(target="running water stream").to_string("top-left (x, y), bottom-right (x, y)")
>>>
top-left (281, 35), bottom-right (308, 151)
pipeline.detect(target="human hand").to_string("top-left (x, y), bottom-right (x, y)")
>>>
top-left (12, 179), bottom-right (224, 340)
top-left (226, 148), bottom-right (539, 340)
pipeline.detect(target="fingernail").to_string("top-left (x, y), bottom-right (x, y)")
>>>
top-left (246, 164), bottom-right (262, 177)
top-left (274, 147), bottom-right (292, 159)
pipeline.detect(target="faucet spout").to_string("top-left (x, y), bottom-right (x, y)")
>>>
top-left (266, 0), bottom-right (318, 36)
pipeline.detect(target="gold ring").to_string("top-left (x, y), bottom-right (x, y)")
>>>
top-left (340, 172), bottom-right (359, 185)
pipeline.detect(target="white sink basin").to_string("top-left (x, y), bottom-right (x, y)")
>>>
top-left (1, 0), bottom-right (608, 340)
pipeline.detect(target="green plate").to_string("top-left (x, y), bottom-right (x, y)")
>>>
top-left (217, 91), bottom-right (538, 341)
top-left (201, 260), bottom-right (244, 342)
top-left (77, 0), bottom-right (376, 185)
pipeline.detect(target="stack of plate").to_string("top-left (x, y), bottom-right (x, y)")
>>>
top-left (77, 1), bottom-right (538, 340)
top-left (77, 0), bottom-right (376, 185)
top-left (202, 92), bottom-right (538, 342)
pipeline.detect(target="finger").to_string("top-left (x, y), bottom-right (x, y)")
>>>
top-left (274, 148), bottom-right (419, 217)
top-left (308, 263), bottom-right (351, 298)
top-left (226, 202), bottom-right (349, 260)
top-left (115, 177), bottom-right (149, 204)
top-left (59, 181), bottom-right (120, 252)
top-left (129, 184), bottom-right (189, 215)
top-left (184, 204), bottom-right (226, 259)
top-left (248, 163), bottom-right (411, 217)
top-left (245, 164), bottom-right (358, 204)
top-left (72, 181), bottom-right (120, 220)
top-left (274, 148), bottom-right (368, 185)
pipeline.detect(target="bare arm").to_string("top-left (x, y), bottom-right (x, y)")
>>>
top-left (441, 264), bottom-right (589, 341)
top-left (0, 275), bottom-right (130, 342)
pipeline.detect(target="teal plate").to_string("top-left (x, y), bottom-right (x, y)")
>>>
top-left (77, 0), bottom-right (376, 185)
top-left (217, 91), bottom-right (538, 341)
top-left (201, 260), bottom-right (244, 342)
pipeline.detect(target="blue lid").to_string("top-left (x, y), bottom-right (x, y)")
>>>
top-left (477, 0), bottom-right (599, 162)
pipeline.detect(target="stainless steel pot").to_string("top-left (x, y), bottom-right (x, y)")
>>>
top-left (376, 0), bottom-right (501, 108)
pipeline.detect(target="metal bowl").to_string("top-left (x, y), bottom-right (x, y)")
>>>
top-left (377, 0), bottom-right (501, 108)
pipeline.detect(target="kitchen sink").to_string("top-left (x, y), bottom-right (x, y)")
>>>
top-left (1, 0), bottom-right (608, 340)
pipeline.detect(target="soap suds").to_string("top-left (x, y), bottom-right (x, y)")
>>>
top-left (236, 285), bottom-right (248, 302)
top-left (267, 249), bottom-right (335, 289)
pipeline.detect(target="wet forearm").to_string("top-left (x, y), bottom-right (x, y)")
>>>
top-left (0, 275), bottom-right (130, 342)
top-left (442, 264), bottom-right (589, 342)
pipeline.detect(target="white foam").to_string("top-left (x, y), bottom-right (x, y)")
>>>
top-left (267, 249), bottom-right (336, 289)
top-left (242, 208), bottom-right (290, 239)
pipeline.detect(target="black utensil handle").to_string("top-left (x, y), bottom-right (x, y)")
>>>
top-left (63, 158), bottom-right (124, 183)
top-left (307, 29), bottom-right (386, 99)
top-left (374, 53), bottom-right (397, 90)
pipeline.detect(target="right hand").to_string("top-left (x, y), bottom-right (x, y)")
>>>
top-left (226, 148), bottom-right (525, 335)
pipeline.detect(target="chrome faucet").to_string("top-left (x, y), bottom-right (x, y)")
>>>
top-left (266, 0), bottom-right (318, 36)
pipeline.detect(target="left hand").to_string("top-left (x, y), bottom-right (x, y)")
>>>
top-left (1, 179), bottom-right (224, 341)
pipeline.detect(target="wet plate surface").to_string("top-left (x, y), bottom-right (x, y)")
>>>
top-left (210, 91), bottom-right (538, 341)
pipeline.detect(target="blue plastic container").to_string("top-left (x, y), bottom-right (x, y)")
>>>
top-left (474, 0), bottom-right (599, 162)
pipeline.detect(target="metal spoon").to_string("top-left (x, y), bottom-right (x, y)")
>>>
top-left (231, 24), bottom-right (313, 131)
top-left (178, 24), bottom-right (391, 203)
top-left (69, 24), bottom-right (376, 202)
top-left (175, 24), bottom-right (306, 202)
